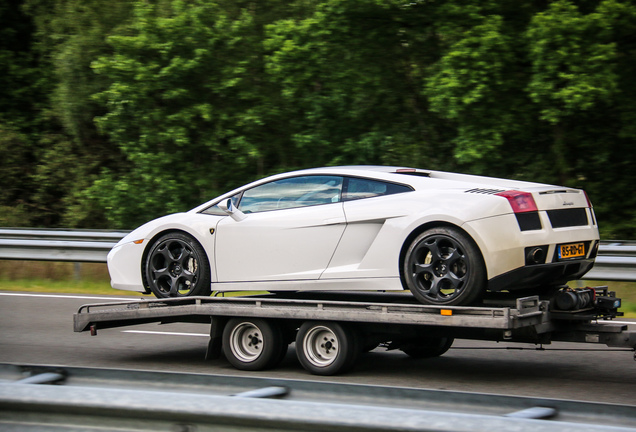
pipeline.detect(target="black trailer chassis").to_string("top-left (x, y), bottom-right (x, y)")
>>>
top-left (74, 291), bottom-right (636, 375)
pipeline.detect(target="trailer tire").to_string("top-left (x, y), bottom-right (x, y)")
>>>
top-left (296, 321), bottom-right (360, 376)
top-left (222, 318), bottom-right (284, 371)
top-left (401, 337), bottom-right (454, 359)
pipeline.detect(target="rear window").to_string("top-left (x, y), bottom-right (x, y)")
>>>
top-left (343, 177), bottom-right (412, 201)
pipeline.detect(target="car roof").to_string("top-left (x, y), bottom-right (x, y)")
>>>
top-left (190, 165), bottom-right (561, 213)
top-left (278, 165), bottom-right (557, 191)
top-left (281, 165), bottom-right (430, 181)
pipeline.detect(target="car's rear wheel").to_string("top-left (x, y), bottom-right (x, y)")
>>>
top-left (145, 232), bottom-right (211, 298)
top-left (403, 226), bottom-right (485, 306)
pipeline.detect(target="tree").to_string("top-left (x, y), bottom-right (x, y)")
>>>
top-left (91, 0), bottom-right (292, 227)
top-left (525, 0), bottom-right (636, 237)
top-left (0, 0), bottom-right (50, 226)
top-left (526, 0), bottom-right (618, 184)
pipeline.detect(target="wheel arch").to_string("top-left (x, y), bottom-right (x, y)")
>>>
top-left (398, 222), bottom-right (487, 288)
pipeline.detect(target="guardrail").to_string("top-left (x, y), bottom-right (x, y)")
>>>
top-left (586, 241), bottom-right (636, 281)
top-left (0, 228), bottom-right (128, 262)
top-left (0, 228), bottom-right (634, 281)
top-left (1, 364), bottom-right (635, 431)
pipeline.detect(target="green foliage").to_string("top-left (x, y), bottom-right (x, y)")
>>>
top-left (0, 124), bottom-right (35, 226)
top-left (90, 0), bottom-right (284, 227)
top-left (264, 0), bottom-right (456, 172)
top-left (0, 1), bottom-right (44, 131)
top-left (526, 0), bottom-right (618, 124)
top-left (2, 0), bottom-right (636, 237)
top-left (425, 12), bottom-right (515, 164)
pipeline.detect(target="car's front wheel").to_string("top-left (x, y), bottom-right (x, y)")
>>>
top-left (403, 226), bottom-right (485, 306)
top-left (144, 232), bottom-right (211, 298)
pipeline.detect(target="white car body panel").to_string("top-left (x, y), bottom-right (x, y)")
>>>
top-left (107, 166), bottom-right (600, 296)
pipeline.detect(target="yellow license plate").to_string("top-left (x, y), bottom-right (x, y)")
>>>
top-left (559, 243), bottom-right (586, 260)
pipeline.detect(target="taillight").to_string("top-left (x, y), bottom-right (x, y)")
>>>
top-left (583, 191), bottom-right (593, 208)
top-left (495, 190), bottom-right (538, 213)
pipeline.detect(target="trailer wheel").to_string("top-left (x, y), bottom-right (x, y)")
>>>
top-left (222, 318), bottom-right (284, 371)
top-left (401, 337), bottom-right (454, 359)
top-left (296, 321), bottom-right (359, 376)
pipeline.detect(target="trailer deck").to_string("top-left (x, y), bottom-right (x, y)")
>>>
top-left (74, 292), bottom-right (549, 332)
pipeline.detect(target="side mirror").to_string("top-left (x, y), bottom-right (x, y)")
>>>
top-left (218, 198), bottom-right (247, 222)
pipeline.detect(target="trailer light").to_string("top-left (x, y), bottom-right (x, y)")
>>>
top-left (441, 309), bottom-right (452, 316)
top-left (596, 296), bottom-right (621, 310)
top-left (133, 239), bottom-right (144, 244)
top-left (495, 190), bottom-right (538, 213)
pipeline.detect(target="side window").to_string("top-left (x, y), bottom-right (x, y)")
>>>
top-left (343, 177), bottom-right (413, 201)
top-left (238, 176), bottom-right (343, 213)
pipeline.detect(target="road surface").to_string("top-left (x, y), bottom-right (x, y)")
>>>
top-left (1, 291), bottom-right (634, 405)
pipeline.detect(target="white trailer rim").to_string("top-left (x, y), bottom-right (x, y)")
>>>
top-left (303, 325), bottom-right (339, 367)
top-left (229, 322), bottom-right (263, 362)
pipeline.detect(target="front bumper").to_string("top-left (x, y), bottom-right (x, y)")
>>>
top-left (107, 241), bottom-right (146, 292)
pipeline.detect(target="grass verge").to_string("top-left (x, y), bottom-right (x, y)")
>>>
top-left (0, 279), bottom-right (140, 296)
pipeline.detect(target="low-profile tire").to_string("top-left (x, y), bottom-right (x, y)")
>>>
top-left (222, 318), bottom-right (285, 371)
top-left (296, 321), bottom-right (360, 376)
top-left (403, 226), bottom-right (486, 306)
top-left (144, 232), bottom-right (211, 298)
top-left (401, 337), bottom-right (454, 359)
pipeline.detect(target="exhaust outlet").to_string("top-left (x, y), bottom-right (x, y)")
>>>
top-left (525, 246), bottom-right (547, 265)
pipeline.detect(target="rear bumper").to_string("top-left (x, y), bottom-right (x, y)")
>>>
top-left (488, 259), bottom-right (595, 292)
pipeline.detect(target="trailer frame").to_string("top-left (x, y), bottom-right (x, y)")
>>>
top-left (73, 291), bottom-right (636, 375)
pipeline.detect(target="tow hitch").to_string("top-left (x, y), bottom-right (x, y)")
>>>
top-left (551, 286), bottom-right (623, 320)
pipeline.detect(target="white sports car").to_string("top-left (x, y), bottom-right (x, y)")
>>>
top-left (107, 166), bottom-right (599, 305)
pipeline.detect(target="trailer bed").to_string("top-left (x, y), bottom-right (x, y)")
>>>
top-left (74, 292), bottom-right (548, 332)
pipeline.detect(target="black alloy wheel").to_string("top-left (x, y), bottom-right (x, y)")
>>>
top-left (145, 232), bottom-right (211, 298)
top-left (403, 226), bottom-right (485, 306)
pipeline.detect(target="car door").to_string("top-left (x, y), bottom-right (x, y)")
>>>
top-left (215, 175), bottom-right (346, 282)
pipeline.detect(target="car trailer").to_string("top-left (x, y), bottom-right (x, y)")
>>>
top-left (73, 288), bottom-right (636, 375)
